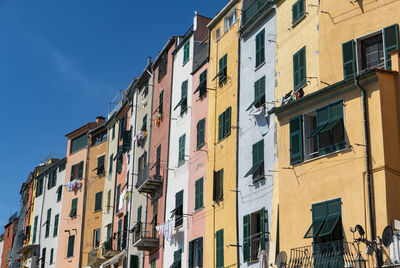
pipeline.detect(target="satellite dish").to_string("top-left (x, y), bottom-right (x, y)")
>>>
top-left (275, 251), bottom-right (287, 268)
top-left (382, 225), bottom-right (393, 248)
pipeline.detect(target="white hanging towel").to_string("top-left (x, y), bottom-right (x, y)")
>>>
top-left (119, 190), bottom-right (126, 211)
top-left (258, 249), bottom-right (267, 268)
top-left (250, 107), bottom-right (269, 136)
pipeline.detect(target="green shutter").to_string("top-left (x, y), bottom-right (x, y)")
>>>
top-left (69, 198), bottom-right (78, 217)
top-left (137, 206), bottom-right (142, 223)
top-left (188, 241), bottom-right (193, 268)
top-left (342, 40), bottom-right (356, 79)
top-left (179, 135), bottom-right (185, 165)
top-left (260, 208), bottom-right (266, 250)
top-left (225, 107), bottom-right (231, 137)
top-left (293, 47), bottom-right (306, 91)
top-left (243, 215), bottom-right (250, 262)
top-left (45, 208), bottom-right (51, 238)
top-left (195, 178), bottom-right (203, 210)
top-left (78, 161), bottom-right (83, 179)
top-left (109, 154), bottom-right (113, 173)
top-left (116, 184), bottom-right (121, 212)
top-left (216, 229), bottom-right (224, 268)
top-left (117, 219), bottom-right (122, 250)
top-left (290, 115), bottom-right (303, 164)
top-left (70, 165), bottom-right (75, 181)
top-left (197, 119), bottom-right (205, 148)
top-left (33, 216), bottom-right (38, 243)
top-left (218, 114), bottom-right (223, 141)
top-left (219, 170), bottom-right (223, 201)
top-left (95, 192), bottom-right (102, 211)
top-left (292, 0), bottom-right (305, 25)
top-left (67, 235), bottom-right (75, 257)
top-left (384, 24), bottom-right (399, 70)
top-left (256, 30), bottom-right (265, 67)
top-left (292, 1), bottom-right (298, 24)
top-left (53, 214), bottom-right (59, 237)
top-left (130, 255), bottom-right (139, 268)
top-left (197, 237), bottom-right (203, 266)
top-left (184, 41), bottom-right (190, 64)
top-left (142, 114), bottom-right (147, 131)
top-left (159, 90), bottom-right (164, 114)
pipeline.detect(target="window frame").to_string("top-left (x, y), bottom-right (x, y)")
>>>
top-left (67, 234), bottom-right (75, 258)
top-left (218, 107), bottom-right (231, 142)
top-left (183, 40), bottom-right (190, 64)
top-left (255, 29), bottom-right (265, 68)
top-left (195, 177), bottom-right (204, 211)
top-left (218, 54), bottom-right (228, 86)
top-left (292, 0), bottom-right (306, 26)
top-left (94, 191), bottom-right (103, 212)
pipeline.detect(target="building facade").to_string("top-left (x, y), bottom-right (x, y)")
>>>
top-left (1, 215), bottom-right (18, 268)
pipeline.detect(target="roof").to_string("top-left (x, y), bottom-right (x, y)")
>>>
top-left (207, 0), bottom-right (240, 30)
top-left (152, 37), bottom-right (179, 68)
top-left (65, 122), bottom-right (97, 139)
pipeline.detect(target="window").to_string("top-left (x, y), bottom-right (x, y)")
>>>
top-left (183, 41), bottom-right (190, 64)
top-left (155, 145), bottom-right (161, 178)
top-left (54, 214), bottom-right (59, 237)
top-left (67, 235), bottom-right (75, 257)
top-left (243, 208), bottom-right (267, 262)
top-left (195, 178), bottom-right (204, 211)
top-left (292, 0), bottom-right (305, 26)
top-left (151, 201), bottom-right (158, 238)
top-left (304, 199), bottom-right (342, 246)
top-left (122, 127), bottom-right (132, 153)
top-left (218, 54), bottom-right (227, 86)
top-left (131, 255), bottom-right (139, 268)
top-left (33, 216), bottom-right (38, 243)
top-left (93, 229), bottom-right (100, 248)
top-left (158, 51), bottom-right (168, 82)
top-left (69, 198), bottom-right (78, 218)
top-left (47, 169), bottom-right (57, 190)
top-left (58, 162), bottom-right (66, 172)
top-left (116, 151), bottom-right (123, 174)
top-left (293, 46), bottom-right (306, 92)
top-left (56, 185), bottom-right (62, 202)
top-left (119, 114), bottom-right (127, 141)
top-left (342, 24), bottom-right (399, 78)
top-left (36, 177), bottom-right (44, 197)
top-left (45, 208), bottom-right (51, 238)
top-left (189, 237), bottom-right (203, 268)
top-left (247, 76), bottom-right (266, 111)
top-left (142, 114), bottom-right (147, 131)
top-left (143, 81), bottom-right (149, 97)
top-left (174, 190), bottom-right (183, 228)
top-left (218, 107), bottom-right (231, 141)
top-left (196, 119), bottom-right (206, 149)
top-left (109, 154), bottom-right (113, 174)
top-left (50, 248), bottom-right (54, 264)
top-left (213, 169), bottom-right (223, 202)
top-left (194, 70), bottom-right (207, 98)
top-left (107, 190), bottom-right (111, 211)
top-left (171, 249), bottom-right (182, 268)
top-left (224, 9), bottom-right (237, 31)
top-left (215, 27), bottom-right (220, 40)
top-left (255, 30), bottom-right (265, 67)
top-left (151, 260), bottom-right (156, 268)
top-left (117, 219), bottom-right (122, 251)
top-left (95, 191), bottom-right (102, 212)
top-left (91, 131), bottom-right (107, 146)
top-left (112, 124), bottom-right (115, 140)
top-left (70, 161), bottom-right (84, 181)
top-left (216, 229), bottom-right (224, 268)
top-left (290, 100), bottom-right (345, 165)
top-left (174, 81), bottom-right (188, 115)
top-left (116, 184), bottom-right (121, 212)
top-left (70, 133), bottom-right (88, 154)
top-left (244, 140), bottom-right (264, 181)
top-left (97, 155), bottom-right (105, 175)
top-left (159, 90), bottom-right (164, 115)
top-left (178, 134), bottom-right (186, 166)
top-left (41, 248), bottom-right (46, 268)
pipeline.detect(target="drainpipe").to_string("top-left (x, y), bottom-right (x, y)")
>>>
top-left (235, 26), bottom-right (241, 268)
top-left (354, 75), bottom-right (381, 267)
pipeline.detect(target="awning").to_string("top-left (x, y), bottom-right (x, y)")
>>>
top-left (100, 249), bottom-right (126, 268)
top-left (246, 94), bottom-right (265, 111)
top-left (304, 219), bottom-right (325, 238)
top-left (244, 162), bottom-right (263, 178)
top-left (16, 244), bottom-right (39, 255)
top-left (319, 216), bottom-right (341, 237)
top-left (173, 97), bottom-right (187, 111)
top-left (193, 82), bottom-right (205, 95)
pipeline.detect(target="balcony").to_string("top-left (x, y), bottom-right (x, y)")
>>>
top-left (287, 240), bottom-right (357, 268)
top-left (242, 0), bottom-right (273, 29)
top-left (136, 164), bottom-right (163, 195)
top-left (132, 222), bottom-right (159, 251)
top-left (87, 247), bottom-right (105, 268)
top-left (101, 239), bottom-right (119, 258)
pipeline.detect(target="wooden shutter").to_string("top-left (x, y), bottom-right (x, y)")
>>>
top-left (197, 237), bottom-right (203, 266)
top-left (109, 154), bottom-right (113, 173)
top-left (213, 171), bottom-right (217, 201)
top-left (70, 198), bottom-right (77, 217)
top-left (95, 192), bottom-right (102, 211)
top-left (188, 241), bottom-right (194, 268)
top-left (218, 114), bottom-right (223, 141)
top-left (219, 170), bottom-right (224, 200)
top-left (256, 30), bottom-right (265, 67)
top-left (117, 219), bottom-right (122, 250)
top-left (54, 214), bottom-right (59, 237)
top-left (33, 216), bottom-right (38, 243)
top-left (67, 235), bottom-right (75, 257)
top-left (137, 206), bottom-right (142, 223)
top-left (216, 229), bottom-right (224, 267)
top-left (45, 208), bottom-right (51, 237)
top-left (225, 107), bottom-right (231, 137)
top-left (383, 24), bottom-right (399, 70)
top-left (260, 208), bottom-right (266, 250)
top-left (78, 161), bottom-right (83, 179)
top-left (199, 178), bottom-right (203, 209)
top-left (342, 40), bottom-right (356, 79)
top-left (130, 255), bottom-right (139, 268)
top-left (292, 1), bottom-right (298, 24)
top-left (159, 90), bottom-right (164, 114)
top-left (290, 115), bottom-right (303, 164)
top-left (243, 215), bottom-right (250, 262)
top-left (70, 165), bottom-right (75, 181)
top-left (116, 184), bottom-right (121, 212)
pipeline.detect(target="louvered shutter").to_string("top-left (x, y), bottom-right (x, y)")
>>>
top-left (260, 208), bottom-right (266, 250)
top-left (384, 24), bottom-right (399, 70)
top-left (218, 114), bottom-right (223, 141)
top-left (243, 215), bottom-right (250, 262)
top-left (188, 241), bottom-right (193, 268)
top-left (342, 40), bottom-right (356, 79)
top-left (225, 107), bottom-right (231, 136)
top-left (197, 237), bottom-right (203, 266)
top-left (290, 115), bottom-right (303, 164)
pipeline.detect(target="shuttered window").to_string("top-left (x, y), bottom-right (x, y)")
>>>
top-left (67, 235), bottom-right (75, 257)
top-left (97, 155), bottom-right (105, 175)
top-left (196, 118), bottom-right (206, 149)
top-left (195, 177), bottom-right (204, 211)
top-left (56, 185), bottom-right (62, 202)
top-left (45, 208), bottom-right (51, 238)
top-left (117, 219), bottom-right (122, 251)
top-left (70, 133), bottom-right (88, 154)
top-left (36, 177), bottom-right (44, 197)
top-left (290, 115), bottom-right (303, 164)
top-left (159, 90), bottom-right (164, 115)
top-left (174, 190), bottom-right (183, 227)
top-left (213, 169), bottom-right (224, 202)
top-left (255, 30), bottom-right (265, 67)
top-left (156, 145), bottom-right (161, 178)
top-left (218, 107), bottom-right (232, 141)
top-left (292, 0), bottom-right (305, 25)
top-left (70, 161), bottom-right (84, 181)
top-left (384, 24), bottom-right (399, 70)
top-left (131, 255), bottom-right (139, 268)
top-left (174, 80), bottom-right (188, 115)
top-left (53, 214), bottom-right (59, 237)
top-left (247, 76), bottom-right (266, 111)
top-left (243, 214), bottom-right (250, 262)
top-left (116, 184), bottom-right (121, 212)
top-left (142, 114), bottom-right (147, 131)
top-left (342, 40), bottom-right (356, 79)
top-left (218, 54), bottom-right (228, 86)
top-left (293, 46), bottom-right (306, 91)
top-left (216, 229), bottom-right (224, 268)
top-left (183, 41), bottom-right (190, 64)
top-left (33, 216), bottom-right (38, 243)
top-left (109, 154), bottom-right (113, 174)
top-left (199, 70), bottom-right (207, 97)
top-left (95, 191), bottom-right (102, 211)
top-left (50, 248), bottom-right (54, 264)
top-left (178, 134), bottom-right (186, 166)
top-left (189, 237), bottom-right (203, 268)
top-left (69, 198), bottom-right (78, 217)
top-left (137, 205), bottom-right (142, 223)
top-left (158, 51), bottom-right (168, 82)
top-left (244, 139), bottom-right (264, 180)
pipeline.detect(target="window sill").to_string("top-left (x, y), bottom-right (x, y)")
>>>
top-left (255, 61), bottom-right (266, 72)
top-left (182, 59), bottom-right (190, 67)
top-left (292, 13), bottom-right (306, 28)
top-left (293, 145), bottom-right (350, 166)
top-left (194, 206), bottom-right (205, 213)
top-left (217, 133), bottom-right (231, 144)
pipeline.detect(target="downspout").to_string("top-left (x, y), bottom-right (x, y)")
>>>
top-left (354, 75), bottom-right (381, 267)
top-left (78, 139), bottom-right (90, 268)
top-left (236, 21), bottom-right (241, 268)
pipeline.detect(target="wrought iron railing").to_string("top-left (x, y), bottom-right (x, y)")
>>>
top-left (102, 239), bottom-right (112, 256)
top-left (243, 0), bottom-right (271, 26)
top-left (250, 232), bottom-right (263, 260)
top-left (88, 247), bottom-right (100, 265)
top-left (287, 240), bottom-right (357, 268)
top-left (136, 165), bottom-right (150, 188)
top-left (132, 222), bottom-right (159, 245)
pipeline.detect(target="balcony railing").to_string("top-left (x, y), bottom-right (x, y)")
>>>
top-left (136, 164), bottom-right (163, 195)
top-left (287, 240), bottom-right (357, 268)
top-left (88, 247), bottom-right (103, 267)
top-left (242, 0), bottom-right (272, 27)
top-left (101, 239), bottom-right (113, 256)
top-left (132, 222), bottom-right (159, 251)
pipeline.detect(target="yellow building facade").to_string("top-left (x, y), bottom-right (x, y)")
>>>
top-left (205, 1), bottom-right (241, 267)
top-left (273, 0), bottom-right (400, 267)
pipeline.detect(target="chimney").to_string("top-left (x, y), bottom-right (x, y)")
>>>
top-left (96, 116), bottom-right (106, 125)
top-left (194, 11), bottom-right (198, 31)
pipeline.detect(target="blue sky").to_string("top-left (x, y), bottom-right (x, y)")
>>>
top-left (0, 0), bottom-right (225, 229)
